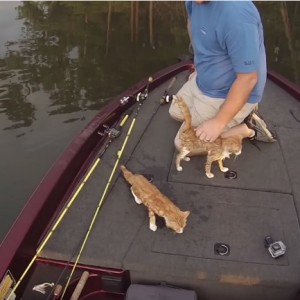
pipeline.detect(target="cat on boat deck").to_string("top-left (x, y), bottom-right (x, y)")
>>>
top-left (120, 165), bottom-right (190, 234)
top-left (174, 96), bottom-right (243, 178)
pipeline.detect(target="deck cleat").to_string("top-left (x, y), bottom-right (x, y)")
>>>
top-left (120, 96), bottom-right (130, 105)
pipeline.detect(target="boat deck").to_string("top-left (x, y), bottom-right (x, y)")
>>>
top-left (30, 70), bottom-right (300, 300)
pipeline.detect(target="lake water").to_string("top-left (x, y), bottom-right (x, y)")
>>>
top-left (0, 1), bottom-right (299, 242)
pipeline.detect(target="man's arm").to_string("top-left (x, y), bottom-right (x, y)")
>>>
top-left (195, 71), bottom-right (258, 142)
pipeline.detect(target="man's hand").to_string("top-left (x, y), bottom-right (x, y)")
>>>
top-left (195, 72), bottom-right (258, 142)
top-left (194, 118), bottom-right (225, 142)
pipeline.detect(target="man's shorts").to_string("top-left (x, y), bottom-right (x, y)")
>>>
top-left (169, 73), bottom-right (257, 148)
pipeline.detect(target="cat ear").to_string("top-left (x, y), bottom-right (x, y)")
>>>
top-left (182, 211), bottom-right (190, 218)
top-left (237, 135), bottom-right (244, 141)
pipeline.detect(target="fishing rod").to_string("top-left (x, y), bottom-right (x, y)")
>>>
top-left (42, 109), bottom-right (137, 299)
top-left (136, 76), bottom-right (153, 102)
top-left (6, 100), bottom-right (133, 300)
top-left (7, 76), bottom-right (153, 299)
top-left (97, 77), bottom-right (156, 159)
top-left (60, 76), bottom-right (154, 299)
top-left (98, 107), bottom-right (134, 158)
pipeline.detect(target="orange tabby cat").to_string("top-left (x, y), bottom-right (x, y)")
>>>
top-left (120, 165), bottom-right (190, 233)
top-left (174, 96), bottom-right (243, 178)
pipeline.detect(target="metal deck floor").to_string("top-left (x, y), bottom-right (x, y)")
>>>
top-left (39, 71), bottom-right (300, 300)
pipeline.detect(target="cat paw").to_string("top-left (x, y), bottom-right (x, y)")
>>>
top-left (135, 198), bottom-right (142, 204)
top-left (206, 173), bottom-right (214, 178)
top-left (131, 187), bottom-right (142, 204)
top-left (184, 157), bottom-right (190, 161)
top-left (221, 167), bottom-right (229, 172)
top-left (176, 166), bottom-right (183, 171)
top-left (149, 223), bottom-right (157, 232)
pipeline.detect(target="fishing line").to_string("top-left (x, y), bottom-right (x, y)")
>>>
top-left (60, 77), bottom-right (154, 299)
top-left (6, 108), bottom-right (132, 300)
top-left (290, 109), bottom-right (300, 123)
top-left (43, 232), bottom-right (91, 300)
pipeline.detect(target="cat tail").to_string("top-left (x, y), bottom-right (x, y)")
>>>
top-left (177, 96), bottom-right (192, 131)
top-left (120, 165), bottom-right (135, 185)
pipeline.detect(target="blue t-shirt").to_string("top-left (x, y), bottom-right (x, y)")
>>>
top-left (186, 1), bottom-right (267, 103)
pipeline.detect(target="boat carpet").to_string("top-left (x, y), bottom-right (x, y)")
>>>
top-left (40, 71), bottom-right (300, 300)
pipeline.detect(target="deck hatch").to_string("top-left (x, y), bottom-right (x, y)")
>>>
top-left (151, 199), bottom-right (288, 266)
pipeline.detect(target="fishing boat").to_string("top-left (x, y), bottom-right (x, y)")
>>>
top-left (1, 60), bottom-right (300, 300)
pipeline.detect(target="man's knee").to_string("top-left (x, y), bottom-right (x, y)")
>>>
top-left (169, 99), bottom-right (184, 122)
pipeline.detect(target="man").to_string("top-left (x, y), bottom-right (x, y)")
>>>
top-left (169, 1), bottom-right (276, 147)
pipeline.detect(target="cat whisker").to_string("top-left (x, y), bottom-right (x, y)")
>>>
top-left (233, 155), bottom-right (239, 162)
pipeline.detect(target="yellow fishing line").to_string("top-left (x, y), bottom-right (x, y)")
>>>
top-left (120, 114), bottom-right (129, 127)
top-left (7, 113), bottom-right (130, 300)
top-left (6, 159), bottom-right (100, 299)
top-left (61, 118), bottom-right (136, 299)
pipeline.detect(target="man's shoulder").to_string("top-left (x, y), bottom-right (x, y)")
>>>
top-left (219, 1), bottom-right (256, 11)
top-left (214, 1), bottom-right (261, 36)
top-left (218, 1), bottom-right (260, 22)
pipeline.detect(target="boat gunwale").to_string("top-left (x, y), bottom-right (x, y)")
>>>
top-left (267, 69), bottom-right (300, 101)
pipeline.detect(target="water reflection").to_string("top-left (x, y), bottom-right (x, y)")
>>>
top-left (257, 1), bottom-right (300, 85)
top-left (0, 1), bottom-right (188, 131)
top-left (1, 82), bottom-right (36, 130)
top-left (0, 1), bottom-right (299, 131)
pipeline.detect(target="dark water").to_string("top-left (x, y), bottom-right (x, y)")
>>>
top-left (0, 1), bottom-right (299, 242)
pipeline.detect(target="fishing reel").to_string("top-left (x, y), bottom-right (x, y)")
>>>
top-left (160, 76), bottom-right (177, 105)
top-left (136, 77), bottom-right (153, 102)
top-left (160, 93), bottom-right (174, 105)
top-left (265, 236), bottom-right (286, 258)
